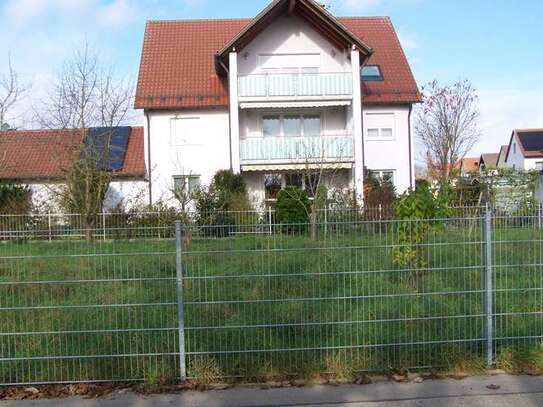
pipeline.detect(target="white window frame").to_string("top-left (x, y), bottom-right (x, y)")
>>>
top-left (260, 111), bottom-right (323, 138)
top-left (173, 175), bottom-right (201, 197)
top-left (364, 113), bottom-right (395, 141)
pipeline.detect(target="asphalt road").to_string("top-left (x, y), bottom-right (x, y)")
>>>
top-left (2, 375), bottom-right (543, 407)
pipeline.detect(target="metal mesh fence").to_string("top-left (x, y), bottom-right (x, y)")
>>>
top-left (0, 205), bottom-right (541, 385)
top-left (0, 224), bottom-right (179, 385)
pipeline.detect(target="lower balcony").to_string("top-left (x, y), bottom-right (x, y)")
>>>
top-left (240, 135), bottom-right (354, 164)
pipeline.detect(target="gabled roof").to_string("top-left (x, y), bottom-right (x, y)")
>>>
top-left (506, 128), bottom-right (543, 161)
top-left (135, 16), bottom-right (420, 109)
top-left (0, 127), bottom-right (145, 182)
top-left (215, 0), bottom-right (373, 69)
top-left (479, 153), bottom-right (499, 169)
top-left (461, 157), bottom-right (480, 173)
top-left (497, 144), bottom-right (509, 163)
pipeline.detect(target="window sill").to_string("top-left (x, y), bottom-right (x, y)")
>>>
top-left (366, 137), bottom-right (396, 142)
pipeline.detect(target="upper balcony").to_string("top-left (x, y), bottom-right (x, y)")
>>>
top-left (238, 72), bottom-right (353, 101)
top-left (240, 135), bottom-right (354, 165)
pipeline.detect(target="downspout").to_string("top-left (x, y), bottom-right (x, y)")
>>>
top-left (218, 56), bottom-right (233, 171)
top-left (145, 111), bottom-right (153, 206)
top-left (408, 105), bottom-right (414, 189)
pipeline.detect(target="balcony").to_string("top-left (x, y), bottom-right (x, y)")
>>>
top-left (238, 73), bottom-right (353, 99)
top-left (240, 135), bottom-right (354, 164)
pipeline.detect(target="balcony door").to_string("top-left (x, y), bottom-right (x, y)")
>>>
top-left (261, 113), bottom-right (321, 138)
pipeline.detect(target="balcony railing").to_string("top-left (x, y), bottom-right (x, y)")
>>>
top-left (238, 73), bottom-right (353, 98)
top-left (240, 135), bottom-right (354, 163)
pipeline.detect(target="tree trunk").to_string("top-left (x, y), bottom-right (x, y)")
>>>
top-left (310, 210), bottom-right (317, 241)
top-left (84, 218), bottom-right (94, 241)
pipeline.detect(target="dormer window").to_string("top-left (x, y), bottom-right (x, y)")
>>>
top-left (361, 65), bottom-right (383, 81)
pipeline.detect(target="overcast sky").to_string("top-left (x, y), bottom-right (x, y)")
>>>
top-left (1, 0), bottom-right (542, 158)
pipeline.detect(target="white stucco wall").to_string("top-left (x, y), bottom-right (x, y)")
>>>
top-left (237, 14), bottom-right (351, 75)
top-left (104, 181), bottom-right (149, 211)
top-left (505, 137), bottom-right (543, 171)
top-left (28, 180), bottom-right (148, 213)
top-left (363, 105), bottom-right (413, 193)
top-left (145, 109), bottom-right (231, 204)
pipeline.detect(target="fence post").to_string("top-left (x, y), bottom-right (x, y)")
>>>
top-left (483, 204), bottom-right (494, 367)
top-left (324, 205), bottom-right (328, 236)
top-left (268, 207), bottom-right (272, 235)
top-left (537, 202), bottom-right (543, 229)
top-left (175, 221), bottom-right (187, 381)
top-left (102, 213), bottom-right (107, 241)
top-left (48, 212), bottom-right (52, 242)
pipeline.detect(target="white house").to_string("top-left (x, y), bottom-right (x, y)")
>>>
top-left (0, 127), bottom-right (147, 212)
top-left (504, 129), bottom-right (543, 171)
top-left (135, 0), bottom-right (420, 207)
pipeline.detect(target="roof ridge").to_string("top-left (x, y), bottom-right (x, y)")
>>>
top-left (514, 128), bottom-right (543, 133)
top-left (146, 17), bottom-right (252, 23)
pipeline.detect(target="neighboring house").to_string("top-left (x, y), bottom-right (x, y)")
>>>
top-left (0, 127), bottom-right (147, 211)
top-left (505, 129), bottom-right (543, 171)
top-left (478, 153), bottom-right (499, 174)
top-left (460, 157), bottom-right (480, 177)
top-left (135, 0), bottom-right (420, 207)
top-left (496, 145), bottom-right (509, 168)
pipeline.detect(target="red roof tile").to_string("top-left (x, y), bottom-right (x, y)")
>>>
top-left (0, 127), bottom-right (145, 181)
top-left (461, 157), bottom-right (480, 173)
top-left (135, 16), bottom-right (420, 109)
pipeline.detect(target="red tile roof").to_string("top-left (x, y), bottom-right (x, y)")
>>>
top-left (461, 157), bottom-right (480, 173)
top-left (135, 16), bottom-right (420, 109)
top-left (0, 127), bottom-right (145, 181)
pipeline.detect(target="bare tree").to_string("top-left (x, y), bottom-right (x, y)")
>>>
top-left (36, 44), bottom-right (134, 240)
top-left (0, 54), bottom-right (28, 130)
top-left (416, 80), bottom-right (481, 183)
top-left (282, 137), bottom-right (349, 240)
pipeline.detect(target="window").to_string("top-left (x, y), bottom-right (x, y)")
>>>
top-left (365, 113), bottom-right (395, 140)
top-left (369, 170), bottom-right (395, 186)
top-left (361, 65), bottom-right (383, 81)
top-left (283, 115), bottom-right (302, 137)
top-left (285, 173), bottom-right (303, 188)
top-left (173, 175), bottom-right (201, 197)
top-left (367, 128), bottom-right (379, 138)
top-left (513, 142), bottom-right (516, 154)
top-left (261, 113), bottom-right (321, 137)
top-left (264, 174), bottom-right (282, 201)
top-left (536, 162), bottom-right (543, 171)
top-left (263, 115), bottom-right (281, 137)
top-left (303, 114), bottom-right (321, 137)
top-left (367, 128), bottom-right (394, 139)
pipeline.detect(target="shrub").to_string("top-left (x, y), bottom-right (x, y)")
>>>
top-left (193, 186), bottom-right (234, 237)
top-left (0, 184), bottom-right (32, 214)
top-left (212, 170), bottom-right (247, 196)
top-left (274, 187), bottom-right (310, 233)
top-left (393, 182), bottom-right (452, 276)
top-left (128, 203), bottom-right (182, 239)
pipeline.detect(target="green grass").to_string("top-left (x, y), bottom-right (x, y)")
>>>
top-left (0, 222), bottom-right (542, 384)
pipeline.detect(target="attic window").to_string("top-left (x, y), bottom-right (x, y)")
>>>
top-left (361, 65), bottom-right (383, 81)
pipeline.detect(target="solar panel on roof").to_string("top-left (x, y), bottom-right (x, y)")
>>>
top-left (518, 131), bottom-right (543, 152)
top-left (83, 127), bottom-right (131, 171)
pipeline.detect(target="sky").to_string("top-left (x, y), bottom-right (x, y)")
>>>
top-left (1, 0), bottom-right (543, 159)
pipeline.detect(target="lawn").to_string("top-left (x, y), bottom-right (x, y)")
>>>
top-left (0, 220), bottom-right (541, 384)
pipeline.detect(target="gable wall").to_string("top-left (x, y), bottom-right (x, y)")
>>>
top-left (237, 14), bottom-right (351, 75)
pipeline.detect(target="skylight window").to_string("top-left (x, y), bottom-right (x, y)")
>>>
top-left (361, 65), bottom-right (383, 81)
